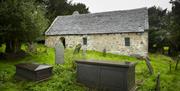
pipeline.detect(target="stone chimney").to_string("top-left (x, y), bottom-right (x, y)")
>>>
top-left (73, 11), bottom-right (79, 15)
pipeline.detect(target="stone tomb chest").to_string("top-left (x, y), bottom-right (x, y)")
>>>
top-left (76, 60), bottom-right (136, 91)
top-left (15, 63), bottom-right (53, 81)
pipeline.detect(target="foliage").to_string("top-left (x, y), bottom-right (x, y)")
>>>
top-left (148, 6), bottom-right (170, 53)
top-left (171, 0), bottom-right (180, 52)
top-left (0, 0), bottom-right (89, 54)
top-left (46, 0), bottom-right (89, 21)
top-left (0, 0), bottom-right (48, 53)
top-left (148, 3), bottom-right (180, 55)
top-left (0, 45), bottom-right (180, 91)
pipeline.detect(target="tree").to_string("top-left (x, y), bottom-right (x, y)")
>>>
top-left (171, 0), bottom-right (180, 52)
top-left (69, 3), bottom-right (89, 14)
top-left (46, 0), bottom-right (89, 21)
top-left (0, 0), bottom-right (48, 53)
top-left (148, 3), bottom-right (180, 55)
top-left (148, 6), bottom-right (170, 52)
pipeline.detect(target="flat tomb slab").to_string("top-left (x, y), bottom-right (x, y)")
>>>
top-left (15, 63), bottom-right (53, 81)
top-left (76, 60), bottom-right (136, 91)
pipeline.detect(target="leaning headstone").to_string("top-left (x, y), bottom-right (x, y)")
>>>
top-left (155, 72), bottom-right (160, 91)
top-left (55, 42), bottom-right (64, 64)
top-left (73, 44), bottom-right (82, 55)
top-left (144, 56), bottom-right (154, 75)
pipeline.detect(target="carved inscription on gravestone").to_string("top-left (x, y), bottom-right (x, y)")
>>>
top-left (55, 42), bottom-right (64, 64)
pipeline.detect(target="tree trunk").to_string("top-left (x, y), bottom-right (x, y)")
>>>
top-left (5, 39), bottom-right (21, 53)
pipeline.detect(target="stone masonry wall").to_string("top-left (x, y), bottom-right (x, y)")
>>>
top-left (45, 32), bottom-right (148, 56)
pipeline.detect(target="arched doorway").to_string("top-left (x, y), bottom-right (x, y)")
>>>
top-left (60, 37), bottom-right (66, 48)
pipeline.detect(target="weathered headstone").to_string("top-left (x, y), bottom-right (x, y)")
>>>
top-left (73, 44), bottom-right (82, 54)
top-left (144, 56), bottom-right (154, 75)
top-left (155, 72), bottom-right (160, 91)
top-left (82, 45), bottom-right (87, 59)
top-left (55, 42), bottom-right (64, 64)
top-left (76, 60), bottom-right (137, 91)
top-left (15, 63), bottom-right (53, 81)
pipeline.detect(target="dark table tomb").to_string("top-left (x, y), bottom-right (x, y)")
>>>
top-left (15, 63), bottom-right (53, 81)
top-left (76, 60), bottom-right (136, 91)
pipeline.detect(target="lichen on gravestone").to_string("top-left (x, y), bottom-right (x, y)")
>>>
top-left (55, 42), bottom-right (64, 64)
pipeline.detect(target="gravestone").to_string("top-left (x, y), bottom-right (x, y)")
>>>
top-left (73, 44), bottom-right (82, 54)
top-left (15, 63), bottom-right (53, 81)
top-left (144, 56), bottom-right (154, 75)
top-left (82, 45), bottom-right (87, 59)
top-left (76, 60), bottom-right (137, 91)
top-left (55, 42), bottom-right (64, 64)
top-left (155, 72), bottom-right (160, 91)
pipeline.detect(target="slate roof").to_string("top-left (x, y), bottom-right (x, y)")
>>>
top-left (45, 7), bottom-right (149, 35)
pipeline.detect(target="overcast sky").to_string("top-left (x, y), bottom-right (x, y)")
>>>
top-left (69, 0), bottom-right (172, 13)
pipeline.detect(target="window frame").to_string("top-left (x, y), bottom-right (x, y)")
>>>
top-left (125, 37), bottom-right (130, 46)
top-left (83, 37), bottom-right (87, 45)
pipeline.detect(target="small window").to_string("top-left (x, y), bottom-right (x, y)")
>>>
top-left (83, 37), bottom-right (87, 45)
top-left (125, 37), bottom-right (130, 46)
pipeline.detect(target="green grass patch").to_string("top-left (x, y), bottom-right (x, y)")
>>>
top-left (0, 45), bottom-right (180, 91)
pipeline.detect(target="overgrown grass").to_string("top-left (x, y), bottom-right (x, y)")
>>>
top-left (0, 44), bottom-right (180, 91)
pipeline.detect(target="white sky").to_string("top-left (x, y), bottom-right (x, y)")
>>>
top-left (69, 0), bottom-right (172, 13)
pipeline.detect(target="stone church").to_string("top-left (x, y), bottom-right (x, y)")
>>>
top-left (45, 7), bottom-right (149, 56)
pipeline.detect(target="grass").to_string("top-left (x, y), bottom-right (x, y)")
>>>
top-left (0, 44), bottom-right (180, 91)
